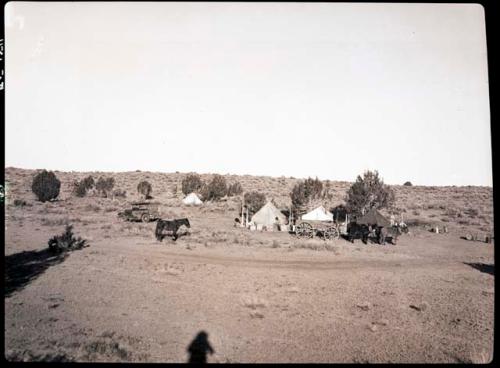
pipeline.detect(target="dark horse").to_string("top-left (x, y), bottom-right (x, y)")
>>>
top-left (155, 218), bottom-right (190, 241)
top-left (378, 224), bottom-right (408, 245)
top-left (346, 222), bottom-right (370, 244)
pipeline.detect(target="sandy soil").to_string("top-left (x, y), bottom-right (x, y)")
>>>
top-left (4, 167), bottom-right (495, 363)
top-left (4, 193), bottom-right (494, 363)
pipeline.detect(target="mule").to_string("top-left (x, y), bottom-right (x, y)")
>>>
top-left (346, 222), bottom-right (370, 244)
top-left (155, 218), bottom-right (191, 241)
top-left (378, 225), bottom-right (405, 245)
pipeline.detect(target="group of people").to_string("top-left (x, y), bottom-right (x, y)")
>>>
top-left (233, 216), bottom-right (284, 231)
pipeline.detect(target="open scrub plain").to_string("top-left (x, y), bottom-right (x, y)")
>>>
top-left (4, 167), bottom-right (495, 363)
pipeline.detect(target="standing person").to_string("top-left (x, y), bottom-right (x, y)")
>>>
top-left (390, 213), bottom-right (396, 226)
top-left (273, 217), bottom-right (281, 232)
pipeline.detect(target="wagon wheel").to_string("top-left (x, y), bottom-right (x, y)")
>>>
top-left (325, 226), bottom-right (340, 240)
top-left (300, 222), bottom-right (314, 238)
top-left (141, 213), bottom-right (150, 223)
top-left (295, 223), bottom-right (304, 237)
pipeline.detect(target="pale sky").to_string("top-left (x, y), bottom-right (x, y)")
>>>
top-left (5, 2), bottom-right (492, 186)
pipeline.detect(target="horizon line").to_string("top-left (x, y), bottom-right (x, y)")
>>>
top-left (4, 165), bottom-right (493, 188)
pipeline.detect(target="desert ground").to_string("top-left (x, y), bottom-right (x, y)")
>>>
top-left (4, 167), bottom-right (494, 363)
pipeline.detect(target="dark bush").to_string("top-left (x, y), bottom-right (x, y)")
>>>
top-left (48, 224), bottom-right (88, 253)
top-left (137, 180), bottom-right (152, 199)
top-left (290, 177), bottom-right (323, 216)
top-left (244, 191), bottom-right (266, 216)
top-left (113, 189), bottom-right (127, 198)
top-left (72, 176), bottom-right (95, 198)
top-left (403, 181), bottom-right (413, 186)
top-left (82, 176), bottom-right (95, 190)
top-left (304, 177), bottom-right (323, 199)
top-left (227, 182), bottom-right (243, 196)
top-left (73, 183), bottom-right (87, 197)
top-left (13, 199), bottom-right (28, 207)
top-left (32, 170), bottom-right (61, 202)
top-left (345, 170), bottom-right (395, 216)
top-left (290, 181), bottom-right (307, 215)
top-left (202, 174), bottom-right (228, 201)
top-left (95, 177), bottom-right (115, 198)
top-left (181, 173), bottom-right (203, 195)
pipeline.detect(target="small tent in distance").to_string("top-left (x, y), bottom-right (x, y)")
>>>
top-left (251, 201), bottom-right (287, 231)
top-left (183, 192), bottom-right (203, 206)
top-left (301, 206), bottom-right (334, 222)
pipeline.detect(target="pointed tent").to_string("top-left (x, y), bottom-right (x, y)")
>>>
top-left (301, 206), bottom-right (334, 222)
top-left (183, 192), bottom-right (203, 205)
top-left (357, 208), bottom-right (391, 227)
top-left (251, 201), bottom-right (287, 227)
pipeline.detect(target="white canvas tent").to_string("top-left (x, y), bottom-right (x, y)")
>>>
top-left (251, 201), bottom-right (287, 230)
top-left (301, 206), bottom-right (334, 221)
top-left (182, 192), bottom-right (203, 205)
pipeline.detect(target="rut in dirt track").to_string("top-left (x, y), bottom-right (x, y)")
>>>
top-left (98, 240), bottom-right (468, 272)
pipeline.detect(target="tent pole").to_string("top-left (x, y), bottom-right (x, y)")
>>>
top-left (241, 198), bottom-right (245, 227)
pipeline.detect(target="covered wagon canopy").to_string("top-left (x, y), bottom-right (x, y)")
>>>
top-left (251, 201), bottom-right (287, 226)
top-left (357, 208), bottom-right (391, 227)
top-left (301, 206), bottom-right (334, 222)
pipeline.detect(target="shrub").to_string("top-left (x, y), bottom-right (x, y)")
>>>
top-left (290, 181), bottom-right (308, 215)
top-left (181, 173), bottom-right (203, 195)
top-left (72, 175), bottom-right (95, 198)
top-left (81, 176), bottom-right (95, 190)
top-left (32, 170), bottom-right (61, 202)
top-left (404, 181), bottom-right (413, 186)
top-left (444, 207), bottom-right (461, 218)
top-left (13, 199), bottom-right (27, 207)
top-left (345, 170), bottom-right (395, 216)
top-left (244, 191), bottom-right (266, 216)
top-left (48, 224), bottom-right (88, 253)
top-left (290, 177), bottom-right (323, 216)
top-left (464, 208), bottom-right (479, 217)
top-left (137, 180), bottom-right (152, 199)
top-left (202, 174), bottom-right (228, 201)
top-left (227, 182), bottom-right (243, 197)
top-left (113, 189), bottom-right (127, 198)
top-left (304, 177), bottom-right (323, 199)
top-left (73, 182), bottom-right (87, 197)
top-left (95, 177), bottom-right (115, 198)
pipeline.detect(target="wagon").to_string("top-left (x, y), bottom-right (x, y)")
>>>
top-left (294, 221), bottom-right (340, 240)
top-left (118, 202), bottom-right (160, 223)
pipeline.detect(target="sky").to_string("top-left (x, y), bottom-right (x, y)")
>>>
top-left (5, 2), bottom-right (492, 186)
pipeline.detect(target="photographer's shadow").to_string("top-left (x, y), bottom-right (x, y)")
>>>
top-left (187, 331), bottom-right (214, 363)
